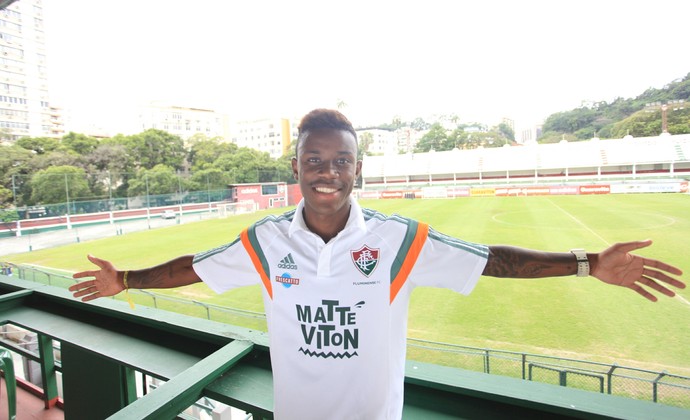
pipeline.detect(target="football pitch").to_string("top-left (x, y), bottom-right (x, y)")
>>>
top-left (5, 193), bottom-right (690, 373)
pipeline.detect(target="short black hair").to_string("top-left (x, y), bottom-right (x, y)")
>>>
top-left (296, 109), bottom-right (357, 155)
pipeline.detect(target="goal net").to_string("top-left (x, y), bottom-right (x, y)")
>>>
top-left (421, 187), bottom-right (450, 199)
top-left (217, 201), bottom-right (258, 218)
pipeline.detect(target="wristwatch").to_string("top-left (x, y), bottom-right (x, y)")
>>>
top-left (570, 249), bottom-right (589, 277)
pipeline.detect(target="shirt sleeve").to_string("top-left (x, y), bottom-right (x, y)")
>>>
top-left (192, 237), bottom-right (263, 294)
top-left (408, 227), bottom-right (489, 295)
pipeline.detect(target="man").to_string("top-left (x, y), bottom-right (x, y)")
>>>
top-left (70, 108), bottom-right (685, 420)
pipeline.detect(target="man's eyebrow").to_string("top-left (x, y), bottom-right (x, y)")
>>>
top-left (302, 149), bottom-right (354, 155)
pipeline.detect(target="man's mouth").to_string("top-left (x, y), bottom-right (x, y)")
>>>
top-left (314, 186), bottom-right (339, 194)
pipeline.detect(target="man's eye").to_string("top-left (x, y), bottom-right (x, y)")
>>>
top-left (307, 157), bottom-right (320, 163)
top-left (336, 158), bottom-right (350, 165)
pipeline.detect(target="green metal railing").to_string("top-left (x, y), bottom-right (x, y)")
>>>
top-left (5, 262), bottom-right (690, 410)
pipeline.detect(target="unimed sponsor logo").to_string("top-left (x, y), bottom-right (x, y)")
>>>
top-left (579, 185), bottom-right (611, 194)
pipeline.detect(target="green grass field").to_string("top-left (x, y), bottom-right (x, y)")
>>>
top-left (5, 193), bottom-right (690, 374)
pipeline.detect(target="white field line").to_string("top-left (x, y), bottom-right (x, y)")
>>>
top-left (546, 199), bottom-right (611, 247)
top-left (546, 199), bottom-right (689, 307)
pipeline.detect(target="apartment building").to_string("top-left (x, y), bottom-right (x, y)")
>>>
top-left (138, 101), bottom-right (230, 145)
top-left (0, 0), bottom-right (62, 141)
top-left (230, 117), bottom-right (299, 159)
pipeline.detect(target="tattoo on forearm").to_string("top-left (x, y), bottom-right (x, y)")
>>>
top-left (484, 246), bottom-right (576, 278)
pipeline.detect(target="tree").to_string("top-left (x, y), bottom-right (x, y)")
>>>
top-left (30, 166), bottom-right (91, 205)
top-left (0, 145), bottom-right (32, 185)
top-left (214, 147), bottom-right (278, 184)
top-left (61, 132), bottom-right (100, 155)
top-left (127, 165), bottom-right (181, 196)
top-left (16, 136), bottom-right (60, 154)
top-left (497, 122), bottom-right (515, 142)
top-left (410, 117), bottom-right (430, 131)
top-left (190, 168), bottom-right (232, 191)
top-left (414, 123), bottom-right (453, 152)
top-left (122, 129), bottom-right (186, 170)
top-left (188, 138), bottom-right (238, 171)
top-left (0, 185), bottom-right (13, 208)
top-left (358, 132), bottom-right (374, 159)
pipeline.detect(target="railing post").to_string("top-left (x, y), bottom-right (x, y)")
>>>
top-left (521, 353), bottom-right (526, 379)
top-left (37, 333), bottom-right (59, 408)
top-left (141, 290), bottom-right (158, 308)
top-left (484, 349), bottom-right (490, 374)
top-left (606, 364), bottom-right (618, 394)
top-left (652, 371), bottom-right (667, 403)
top-left (0, 346), bottom-right (16, 419)
top-left (559, 370), bottom-right (567, 387)
top-left (193, 300), bottom-right (211, 320)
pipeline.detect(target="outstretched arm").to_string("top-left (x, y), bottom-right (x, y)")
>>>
top-left (483, 240), bottom-right (685, 302)
top-left (69, 254), bottom-right (201, 302)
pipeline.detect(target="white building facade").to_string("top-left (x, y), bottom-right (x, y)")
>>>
top-left (138, 101), bottom-right (230, 144)
top-left (230, 117), bottom-right (299, 159)
top-left (0, 0), bottom-right (63, 141)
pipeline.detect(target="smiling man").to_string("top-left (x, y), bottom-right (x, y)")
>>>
top-left (70, 108), bottom-right (685, 420)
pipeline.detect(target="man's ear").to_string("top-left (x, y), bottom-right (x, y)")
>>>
top-left (291, 157), bottom-right (299, 180)
top-left (355, 160), bottom-right (363, 179)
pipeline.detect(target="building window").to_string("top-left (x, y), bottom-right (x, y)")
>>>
top-left (261, 184), bottom-right (278, 195)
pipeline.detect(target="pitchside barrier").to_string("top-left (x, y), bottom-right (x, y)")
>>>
top-left (357, 180), bottom-right (689, 199)
top-left (0, 201), bottom-right (234, 239)
top-left (4, 263), bottom-right (690, 410)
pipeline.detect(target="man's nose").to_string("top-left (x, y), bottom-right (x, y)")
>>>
top-left (319, 161), bottom-right (339, 177)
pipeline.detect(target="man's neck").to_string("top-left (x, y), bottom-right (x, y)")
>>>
top-left (303, 205), bottom-right (351, 243)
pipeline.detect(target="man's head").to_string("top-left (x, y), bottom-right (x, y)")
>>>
top-left (295, 109), bottom-right (358, 157)
top-left (292, 109), bottom-right (362, 240)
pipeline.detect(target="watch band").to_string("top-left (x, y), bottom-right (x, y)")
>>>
top-left (570, 249), bottom-right (589, 277)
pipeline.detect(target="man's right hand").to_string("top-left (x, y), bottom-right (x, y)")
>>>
top-left (69, 254), bottom-right (125, 302)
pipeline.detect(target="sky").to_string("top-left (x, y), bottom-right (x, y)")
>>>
top-left (41, 0), bottom-right (690, 135)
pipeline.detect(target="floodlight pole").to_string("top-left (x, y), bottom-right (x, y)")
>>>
top-left (64, 173), bottom-right (71, 229)
top-left (11, 174), bottom-right (17, 210)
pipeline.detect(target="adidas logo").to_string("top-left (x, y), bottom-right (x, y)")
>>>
top-left (277, 253), bottom-right (298, 270)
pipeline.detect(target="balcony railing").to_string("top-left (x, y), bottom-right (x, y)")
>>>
top-left (1, 274), bottom-right (690, 419)
top-left (4, 262), bottom-right (690, 412)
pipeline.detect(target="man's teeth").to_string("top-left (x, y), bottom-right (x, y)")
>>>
top-left (315, 187), bottom-right (338, 193)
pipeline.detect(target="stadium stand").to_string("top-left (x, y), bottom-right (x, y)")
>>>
top-left (362, 134), bottom-right (690, 188)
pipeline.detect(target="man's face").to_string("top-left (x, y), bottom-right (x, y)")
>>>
top-left (292, 128), bottom-right (362, 220)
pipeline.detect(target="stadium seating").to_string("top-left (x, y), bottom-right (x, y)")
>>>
top-left (362, 134), bottom-right (690, 187)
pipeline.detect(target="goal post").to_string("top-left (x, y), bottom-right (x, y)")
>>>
top-left (421, 187), bottom-right (450, 199)
top-left (217, 201), bottom-right (258, 218)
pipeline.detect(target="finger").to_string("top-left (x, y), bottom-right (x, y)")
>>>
top-left (630, 284), bottom-right (658, 302)
top-left (643, 259), bottom-right (683, 277)
top-left (68, 280), bottom-right (93, 292)
top-left (614, 239), bottom-right (653, 254)
top-left (81, 292), bottom-right (101, 302)
top-left (72, 287), bottom-right (97, 298)
top-left (87, 254), bottom-right (109, 269)
top-left (643, 268), bottom-right (686, 288)
top-left (639, 276), bottom-right (676, 297)
top-left (72, 270), bottom-right (99, 279)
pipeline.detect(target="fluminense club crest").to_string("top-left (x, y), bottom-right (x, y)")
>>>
top-left (351, 245), bottom-right (380, 277)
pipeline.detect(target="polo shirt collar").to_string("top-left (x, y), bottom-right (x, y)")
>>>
top-left (289, 196), bottom-right (367, 238)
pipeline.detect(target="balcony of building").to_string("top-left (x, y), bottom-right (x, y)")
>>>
top-left (0, 275), bottom-right (688, 420)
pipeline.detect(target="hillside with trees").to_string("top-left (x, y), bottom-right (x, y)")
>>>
top-left (539, 72), bottom-right (690, 143)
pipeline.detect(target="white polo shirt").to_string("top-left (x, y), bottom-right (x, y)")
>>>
top-left (193, 198), bottom-right (488, 420)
